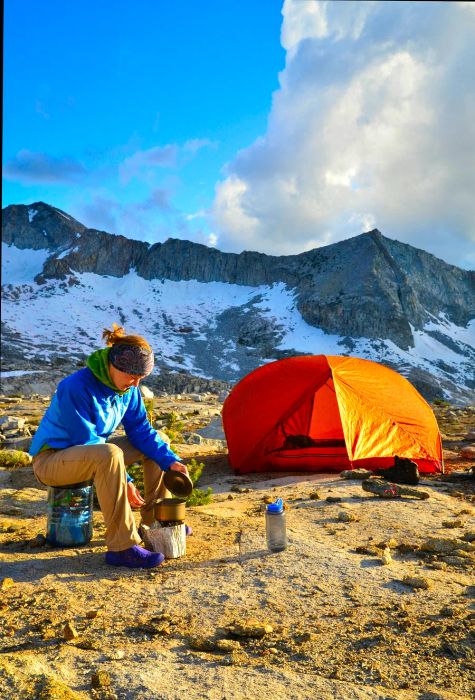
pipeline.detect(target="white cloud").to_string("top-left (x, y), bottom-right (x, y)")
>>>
top-left (183, 138), bottom-right (216, 154)
top-left (119, 145), bottom-right (178, 185)
top-left (212, 0), bottom-right (475, 268)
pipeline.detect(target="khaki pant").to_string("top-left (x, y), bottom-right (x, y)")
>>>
top-left (32, 436), bottom-right (171, 551)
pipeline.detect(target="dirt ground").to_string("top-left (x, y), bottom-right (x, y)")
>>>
top-left (0, 396), bottom-right (474, 700)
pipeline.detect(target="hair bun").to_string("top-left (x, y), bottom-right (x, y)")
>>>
top-left (102, 323), bottom-right (126, 346)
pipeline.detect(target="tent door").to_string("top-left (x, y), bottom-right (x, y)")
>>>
top-left (269, 377), bottom-right (345, 450)
top-left (308, 378), bottom-right (345, 441)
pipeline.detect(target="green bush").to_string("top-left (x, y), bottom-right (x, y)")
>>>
top-left (186, 487), bottom-right (213, 507)
top-left (187, 457), bottom-right (205, 485)
top-left (433, 399), bottom-right (450, 407)
top-left (143, 397), bottom-right (154, 425)
top-left (160, 411), bottom-right (185, 443)
top-left (185, 458), bottom-right (213, 506)
top-left (0, 449), bottom-right (32, 469)
top-left (126, 457), bottom-right (213, 507)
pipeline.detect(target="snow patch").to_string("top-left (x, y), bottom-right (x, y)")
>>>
top-left (57, 246), bottom-right (79, 260)
top-left (55, 209), bottom-right (72, 221)
top-left (1, 243), bottom-right (49, 284)
top-left (1, 370), bottom-right (43, 377)
top-left (28, 208), bottom-right (38, 223)
top-left (1, 264), bottom-right (473, 398)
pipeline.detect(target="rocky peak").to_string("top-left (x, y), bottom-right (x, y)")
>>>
top-left (2, 202), bottom-right (474, 352)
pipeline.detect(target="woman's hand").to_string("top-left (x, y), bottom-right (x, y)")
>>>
top-left (127, 481), bottom-right (145, 508)
top-left (169, 461), bottom-right (190, 477)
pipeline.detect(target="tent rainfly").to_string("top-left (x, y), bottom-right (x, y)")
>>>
top-left (222, 355), bottom-right (443, 475)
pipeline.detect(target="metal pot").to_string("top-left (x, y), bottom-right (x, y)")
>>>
top-left (163, 469), bottom-right (193, 498)
top-left (154, 498), bottom-right (186, 522)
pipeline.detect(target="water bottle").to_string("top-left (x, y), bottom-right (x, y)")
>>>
top-left (265, 498), bottom-right (287, 552)
top-left (46, 481), bottom-right (93, 546)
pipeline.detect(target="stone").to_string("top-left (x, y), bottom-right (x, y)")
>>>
top-left (28, 533), bottom-right (47, 548)
top-left (439, 605), bottom-right (463, 618)
top-left (35, 676), bottom-right (83, 700)
top-left (402, 576), bottom-right (431, 590)
top-left (381, 548), bottom-right (393, 565)
top-left (227, 619), bottom-right (273, 638)
top-left (184, 433), bottom-right (203, 445)
top-left (378, 538), bottom-right (398, 549)
top-left (0, 415), bottom-right (26, 431)
top-left (442, 555), bottom-right (469, 566)
top-left (340, 469), bottom-right (373, 480)
top-left (326, 496), bottom-right (342, 503)
top-left (309, 491), bottom-right (320, 500)
top-left (110, 650), bottom-right (125, 660)
top-left (156, 429), bottom-right (171, 446)
top-left (140, 385), bottom-right (154, 400)
top-left (215, 639), bottom-right (240, 652)
top-left (354, 545), bottom-right (380, 556)
top-left (2, 436), bottom-right (32, 451)
top-left (429, 561), bottom-right (447, 571)
top-left (188, 635), bottom-right (218, 651)
top-left (63, 622), bottom-right (79, 640)
top-left (1, 577), bottom-right (15, 591)
top-left (91, 670), bottom-right (111, 689)
top-left (442, 519), bottom-right (465, 528)
top-left (362, 479), bottom-right (429, 499)
top-left (460, 445), bottom-right (475, 459)
top-left (338, 510), bottom-right (356, 522)
top-left (420, 537), bottom-right (472, 554)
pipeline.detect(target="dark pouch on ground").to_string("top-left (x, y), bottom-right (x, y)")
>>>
top-left (376, 456), bottom-right (420, 486)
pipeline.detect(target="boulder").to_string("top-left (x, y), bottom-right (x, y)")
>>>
top-left (140, 385), bottom-right (154, 400)
top-left (0, 415), bottom-right (26, 431)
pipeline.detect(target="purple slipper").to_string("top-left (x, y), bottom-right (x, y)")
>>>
top-left (185, 524), bottom-right (193, 537)
top-left (105, 545), bottom-right (165, 569)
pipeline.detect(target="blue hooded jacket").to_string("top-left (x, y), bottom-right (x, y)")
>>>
top-left (29, 366), bottom-right (179, 471)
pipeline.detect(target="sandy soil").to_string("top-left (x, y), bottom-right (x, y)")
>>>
top-left (0, 398), bottom-right (474, 700)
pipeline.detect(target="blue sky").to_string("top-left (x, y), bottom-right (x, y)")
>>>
top-left (4, 0), bottom-right (284, 243)
top-left (3, 1), bottom-right (475, 268)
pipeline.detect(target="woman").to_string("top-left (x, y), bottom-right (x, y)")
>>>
top-left (30, 324), bottom-right (189, 569)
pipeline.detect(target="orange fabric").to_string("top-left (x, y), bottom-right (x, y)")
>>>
top-left (222, 355), bottom-right (442, 474)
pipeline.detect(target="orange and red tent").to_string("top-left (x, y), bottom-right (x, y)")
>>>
top-left (222, 355), bottom-right (443, 475)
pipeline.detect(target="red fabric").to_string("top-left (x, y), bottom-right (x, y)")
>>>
top-left (265, 446), bottom-right (351, 472)
top-left (222, 355), bottom-right (443, 475)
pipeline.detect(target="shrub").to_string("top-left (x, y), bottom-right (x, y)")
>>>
top-left (0, 449), bottom-right (32, 469)
top-left (186, 458), bottom-right (213, 506)
top-left (143, 397), bottom-right (154, 426)
top-left (186, 487), bottom-right (213, 507)
top-left (126, 457), bottom-right (213, 507)
top-left (160, 411), bottom-right (185, 443)
top-left (187, 457), bottom-right (205, 485)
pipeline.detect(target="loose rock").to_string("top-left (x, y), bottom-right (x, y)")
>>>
top-left (63, 622), bottom-right (79, 640)
top-left (338, 510), bottom-right (356, 522)
top-left (227, 619), bottom-right (273, 638)
top-left (91, 670), bottom-right (111, 689)
top-left (402, 576), bottom-right (431, 590)
top-left (0, 577), bottom-right (15, 591)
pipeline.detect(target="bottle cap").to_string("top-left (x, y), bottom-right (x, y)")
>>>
top-left (267, 498), bottom-right (284, 513)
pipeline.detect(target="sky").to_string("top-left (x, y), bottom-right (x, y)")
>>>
top-left (3, 0), bottom-right (475, 269)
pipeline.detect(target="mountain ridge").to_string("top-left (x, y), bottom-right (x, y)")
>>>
top-left (2, 202), bottom-right (475, 404)
top-left (3, 202), bottom-right (474, 350)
